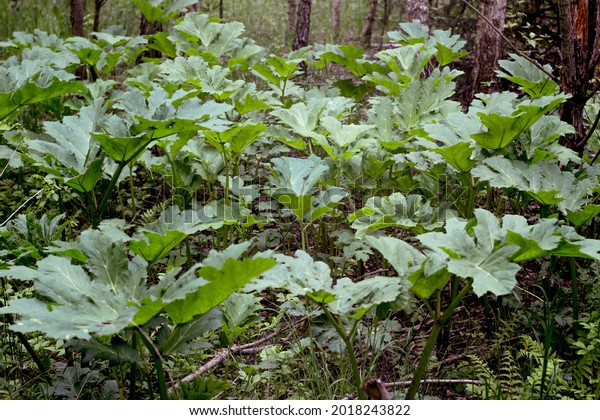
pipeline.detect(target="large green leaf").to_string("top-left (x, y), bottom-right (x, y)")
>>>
top-left (327, 276), bottom-right (410, 320)
top-left (27, 99), bottom-right (106, 192)
top-left (244, 250), bottom-right (334, 297)
top-left (472, 157), bottom-right (597, 213)
top-left (350, 193), bottom-right (444, 238)
top-left (173, 12), bottom-right (245, 58)
top-left (203, 122), bottom-right (265, 156)
top-left (0, 231), bottom-right (147, 340)
top-left (501, 214), bottom-right (600, 261)
top-left (271, 100), bottom-right (327, 143)
top-left (496, 54), bottom-right (559, 98)
top-left (267, 155), bottom-right (327, 197)
top-left (418, 210), bottom-right (520, 297)
top-left (165, 247), bottom-right (276, 324)
top-left (0, 64), bottom-right (82, 122)
top-left (472, 95), bottom-right (568, 150)
top-left (128, 206), bottom-right (220, 264)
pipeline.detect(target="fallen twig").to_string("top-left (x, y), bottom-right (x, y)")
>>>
top-left (168, 319), bottom-right (305, 394)
top-left (386, 378), bottom-right (484, 387)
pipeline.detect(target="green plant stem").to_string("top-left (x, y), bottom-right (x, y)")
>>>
top-left (570, 257), bottom-right (579, 337)
top-left (540, 322), bottom-right (554, 399)
top-left (94, 162), bottom-right (126, 227)
top-left (129, 165), bottom-right (136, 219)
top-left (185, 236), bottom-right (192, 270)
top-left (129, 333), bottom-right (138, 399)
top-left (280, 78), bottom-right (288, 103)
top-left (321, 306), bottom-right (366, 400)
top-left (405, 281), bottom-right (472, 399)
top-left (136, 327), bottom-right (168, 400)
top-left (16, 331), bottom-right (49, 380)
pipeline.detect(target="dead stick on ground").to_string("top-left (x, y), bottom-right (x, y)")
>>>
top-left (386, 378), bottom-right (484, 387)
top-left (167, 320), bottom-right (304, 394)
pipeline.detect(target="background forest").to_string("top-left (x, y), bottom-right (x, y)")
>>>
top-left (0, 0), bottom-right (599, 400)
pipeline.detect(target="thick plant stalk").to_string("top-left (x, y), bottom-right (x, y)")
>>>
top-left (322, 306), bottom-right (367, 400)
top-left (136, 327), bottom-right (169, 400)
top-left (405, 281), bottom-right (472, 399)
top-left (94, 162), bottom-right (126, 227)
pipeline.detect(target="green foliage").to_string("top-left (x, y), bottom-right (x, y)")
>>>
top-left (3, 11), bottom-right (600, 401)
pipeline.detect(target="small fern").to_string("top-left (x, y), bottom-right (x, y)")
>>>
top-left (138, 201), bottom-right (168, 226)
top-left (518, 335), bottom-right (569, 399)
top-left (569, 311), bottom-right (600, 399)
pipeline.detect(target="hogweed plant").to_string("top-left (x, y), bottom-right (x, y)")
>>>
top-left (2, 11), bottom-right (600, 400)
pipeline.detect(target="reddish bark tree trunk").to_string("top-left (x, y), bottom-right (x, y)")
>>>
top-left (558, 0), bottom-right (600, 153)
top-left (405, 0), bottom-right (429, 26)
top-left (469, 0), bottom-right (507, 99)
top-left (70, 0), bottom-right (86, 37)
top-left (293, 0), bottom-right (312, 51)
top-left (362, 0), bottom-right (379, 47)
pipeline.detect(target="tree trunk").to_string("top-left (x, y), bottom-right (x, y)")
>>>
top-left (469, 0), bottom-right (507, 99)
top-left (139, 10), bottom-right (163, 60)
top-left (293, 0), bottom-right (312, 51)
top-left (140, 17), bottom-right (162, 36)
top-left (219, 0), bottom-right (223, 18)
top-left (70, 0), bottom-right (86, 37)
top-left (405, 0), bottom-right (429, 26)
top-left (188, 1), bottom-right (202, 12)
top-left (361, 0), bottom-right (379, 47)
top-left (379, 0), bottom-right (391, 45)
top-left (93, 0), bottom-right (106, 32)
top-left (286, 0), bottom-right (298, 49)
top-left (558, 0), bottom-right (600, 153)
top-left (332, 0), bottom-right (342, 42)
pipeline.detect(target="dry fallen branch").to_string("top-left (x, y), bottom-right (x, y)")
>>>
top-left (386, 378), bottom-right (484, 387)
top-left (167, 319), bottom-right (304, 394)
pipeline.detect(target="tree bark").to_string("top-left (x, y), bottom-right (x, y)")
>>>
top-left (139, 17), bottom-right (162, 36)
top-left (332, 0), bottom-right (342, 42)
top-left (379, 0), bottom-right (391, 44)
top-left (362, 0), bottom-right (379, 47)
top-left (293, 0), bottom-right (312, 51)
top-left (469, 0), bottom-right (507, 99)
top-left (286, 0), bottom-right (298, 49)
top-left (188, 1), bottom-right (202, 12)
top-left (558, 0), bottom-right (600, 153)
top-left (70, 0), bottom-right (86, 37)
top-left (93, 0), bottom-right (107, 32)
top-left (139, 9), bottom-right (163, 60)
top-left (405, 0), bottom-right (429, 26)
